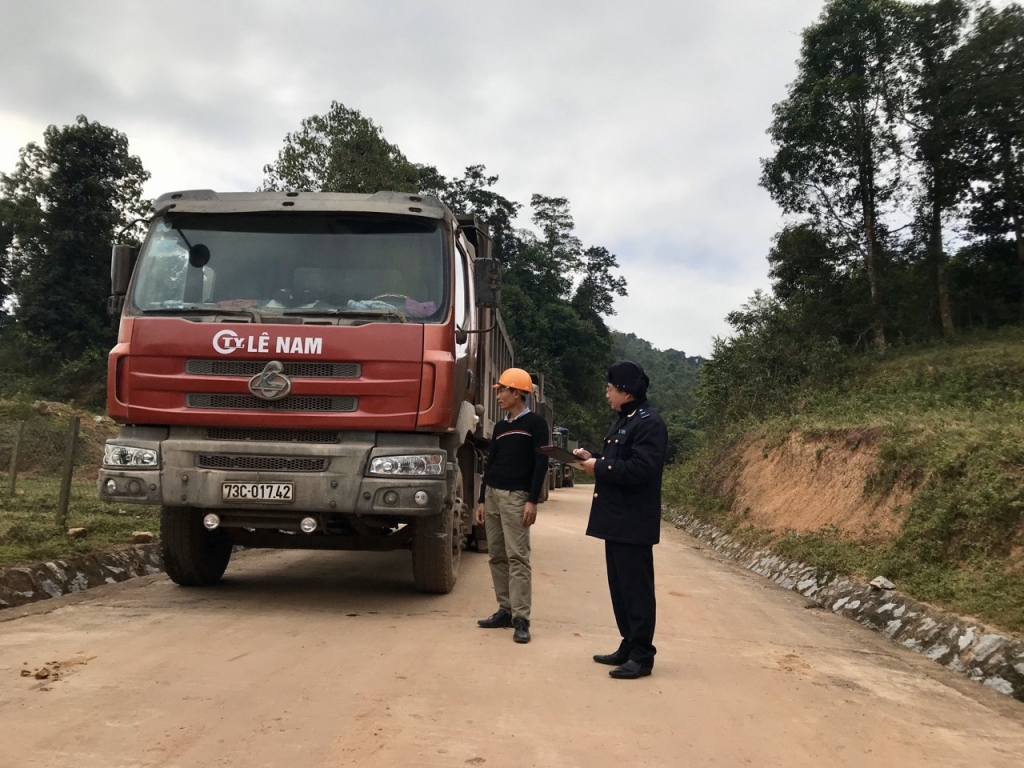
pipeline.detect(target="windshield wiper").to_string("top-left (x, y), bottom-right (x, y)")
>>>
top-left (141, 306), bottom-right (264, 323)
top-left (281, 308), bottom-right (407, 323)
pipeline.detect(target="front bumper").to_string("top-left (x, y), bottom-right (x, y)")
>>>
top-left (98, 426), bottom-right (450, 518)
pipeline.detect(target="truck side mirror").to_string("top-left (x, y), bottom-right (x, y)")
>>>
top-left (111, 244), bottom-right (137, 295)
top-left (474, 258), bottom-right (502, 308)
top-left (108, 244), bottom-right (138, 316)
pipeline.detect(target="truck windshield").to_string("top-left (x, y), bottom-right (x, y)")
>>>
top-left (129, 213), bottom-right (448, 322)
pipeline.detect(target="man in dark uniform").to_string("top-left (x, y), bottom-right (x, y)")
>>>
top-left (575, 361), bottom-right (668, 679)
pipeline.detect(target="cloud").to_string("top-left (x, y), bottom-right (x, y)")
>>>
top-left (608, 256), bottom-right (769, 357)
top-left (0, 0), bottom-right (826, 355)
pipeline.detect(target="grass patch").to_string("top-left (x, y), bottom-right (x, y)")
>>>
top-left (662, 435), bottom-right (737, 521)
top-left (0, 396), bottom-right (140, 567)
top-left (0, 477), bottom-right (159, 568)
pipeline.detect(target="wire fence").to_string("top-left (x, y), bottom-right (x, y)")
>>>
top-left (1, 414), bottom-right (117, 532)
top-left (1, 415), bottom-right (109, 483)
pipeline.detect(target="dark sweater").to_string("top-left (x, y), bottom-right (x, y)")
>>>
top-left (479, 410), bottom-right (550, 504)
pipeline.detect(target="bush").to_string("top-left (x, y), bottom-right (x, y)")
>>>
top-left (0, 329), bottom-right (108, 408)
top-left (695, 292), bottom-right (848, 429)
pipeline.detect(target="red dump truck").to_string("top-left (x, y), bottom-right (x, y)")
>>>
top-left (98, 190), bottom-right (515, 593)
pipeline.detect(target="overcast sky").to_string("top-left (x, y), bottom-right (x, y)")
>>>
top-left (0, 0), bottom-right (838, 357)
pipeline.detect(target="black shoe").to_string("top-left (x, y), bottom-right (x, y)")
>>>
top-left (593, 651), bottom-right (629, 666)
top-left (513, 617), bottom-right (531, 644)
top-left (609, 660), bottom-right (652, 679)
top-left (477, 608), bottom-right (513, 628)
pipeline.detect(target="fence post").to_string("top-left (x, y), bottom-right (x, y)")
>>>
top-left (56, 416), bottom-right (80, 531)
top-left (8, 420), bottom-right (25, 496)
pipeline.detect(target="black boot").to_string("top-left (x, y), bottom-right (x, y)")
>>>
top-left (593, 651), bottom-right (629, 666)
top-left (477, 608), bottom-right (513, 628)
top-left (513, 617), bottom-right (531, 644)
top-left (609, 660), bottom-right (652, 679)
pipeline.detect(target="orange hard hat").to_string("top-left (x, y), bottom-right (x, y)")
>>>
top-left (493, 367), bottom-right (533, 393)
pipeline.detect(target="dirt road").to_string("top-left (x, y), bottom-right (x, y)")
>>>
top-left (1, 486), bottom-right (1022, 767)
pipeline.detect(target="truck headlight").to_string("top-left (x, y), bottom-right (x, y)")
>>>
top-left (369, 454), bottom-right (445, 477)
top-left (103, 444), bottom-right (159, 468)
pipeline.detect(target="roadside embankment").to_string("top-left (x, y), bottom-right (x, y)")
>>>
top-left (0, 544), bottom-right (162, 610)
top-left (664, 335), bottom-right (1024, 699)
top-left (668, 336), bottom-right (1024, 632)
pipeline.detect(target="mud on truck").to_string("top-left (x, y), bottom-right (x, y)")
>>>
top-left (98, 190), bottom-right (515, 593)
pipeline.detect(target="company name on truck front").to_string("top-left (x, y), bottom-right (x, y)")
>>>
top-left (212, 329), bottom-right (324, 356)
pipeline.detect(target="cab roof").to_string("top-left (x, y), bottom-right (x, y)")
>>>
top-left (152, 190), bottom-right (449, 220)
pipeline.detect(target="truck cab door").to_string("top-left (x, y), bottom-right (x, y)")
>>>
top-left (451, 236), bottom-right (476, 420)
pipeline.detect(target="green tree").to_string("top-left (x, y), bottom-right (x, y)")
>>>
top-left (1, 115), bottom-right (149, 358)
top-left (438, 164), bottom-right (521, 261)
top-left (695, 291), bottom-right (846, 428)
top-left (903, 0), bottom-right (971, 337)
top-left (948, 238), bottom-right (1023, 328)
top-left (0, 197), bottom-right (14, 323)
top-left (761, 0), bottom-right (908, 348)
top-left (497, 196), bottom-right (629, 447)
top-left (767, 222), bottom-right (875, 346)
top-left (951, 3), bottom-right (1024, 284)
top-left (515, 194), bottom-right (585, 300)
top-left (260, 101), bottom-right (439, 193)
top-left (572, 246), bottom-right (628, 320)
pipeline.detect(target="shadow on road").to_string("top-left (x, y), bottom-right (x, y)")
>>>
top-left (155, 548), bottom-right (487, 617)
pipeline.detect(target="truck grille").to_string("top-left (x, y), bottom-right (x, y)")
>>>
top-left (197, 455), bottom-right (329, 472)
top-left (186, 360), bottom-right (361, 378)
top-left (187, 394), bottom-right (358, 412)
top-left (205, 427), bottom-right (341, 444)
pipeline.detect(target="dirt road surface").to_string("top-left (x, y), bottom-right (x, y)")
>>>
top-left (2, 486), bottom-right (1022, 767)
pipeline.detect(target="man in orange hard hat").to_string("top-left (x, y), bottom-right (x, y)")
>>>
top-left (474, 367), bottom-right (550, 644)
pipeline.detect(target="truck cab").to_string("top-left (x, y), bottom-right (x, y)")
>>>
top-left (99, 190), bottom-right (510, 593)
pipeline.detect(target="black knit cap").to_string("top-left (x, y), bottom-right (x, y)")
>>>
top-left (607, 360), bottom-right (649, 399)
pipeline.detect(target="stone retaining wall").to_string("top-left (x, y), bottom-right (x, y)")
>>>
top-left (672, 511), bottom-right (1024, 703)
top-left (0, 545), bottom-right (163, 610)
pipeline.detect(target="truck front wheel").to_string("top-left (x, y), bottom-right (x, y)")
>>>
top-left (412, 468), bottom-right (464, 594)
top-left (160, 505), bottom-right (232, 586)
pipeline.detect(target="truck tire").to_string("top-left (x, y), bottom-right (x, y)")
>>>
top-left (566, 472), bottom-right (575, 488)
top-left (412, 468), bottom-right (464, 593)
top-left (160, 505), bottom-right (232, 586)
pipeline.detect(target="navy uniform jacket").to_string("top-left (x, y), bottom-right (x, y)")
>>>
top-left (585, 399), bottom-right (668, 546)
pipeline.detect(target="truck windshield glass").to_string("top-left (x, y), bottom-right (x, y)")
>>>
top-left (130, 214), bottom-right (448, 322)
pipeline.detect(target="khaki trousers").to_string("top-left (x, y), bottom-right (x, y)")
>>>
top-left (484, 488), bottom-right (532, 621)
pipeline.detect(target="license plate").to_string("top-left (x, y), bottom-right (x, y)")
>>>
top-left (221, 482), bottom-right (293, 502)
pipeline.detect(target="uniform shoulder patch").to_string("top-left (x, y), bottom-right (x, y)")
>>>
top-left (639, 409), bottom-right (650, 419)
